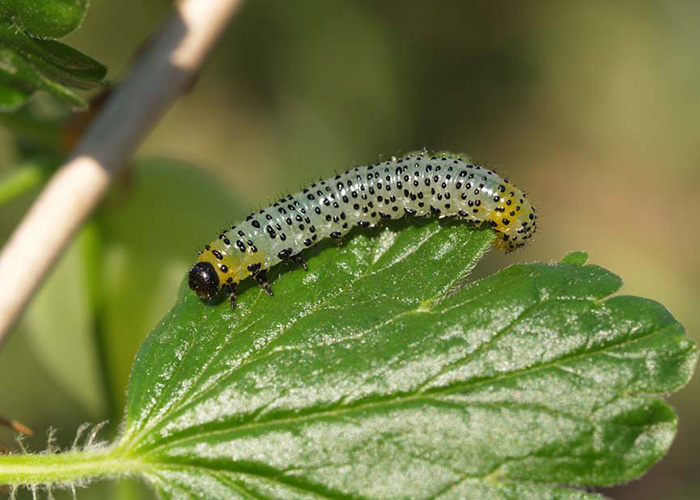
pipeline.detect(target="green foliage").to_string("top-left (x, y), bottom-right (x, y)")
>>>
top-left (100, 222), bottom-right (693, 499)
top-left (0, 0), bottom-right (88, 38)
top-left (0, 2), bottom-right (696, 498)
top-left (0, 0), bottom-right (105, 112)
top-left (0, 221), bottom-right (695, 497)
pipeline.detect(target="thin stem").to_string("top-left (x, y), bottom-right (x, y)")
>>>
top-left (0, 448), bottom-right (144, 486)
top-left (0, 0), bottom-right (246, 345)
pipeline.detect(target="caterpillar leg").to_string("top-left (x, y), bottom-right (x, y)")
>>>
top-left (224, 282), bottom-right (237, 309)
top-left (279, 249), bottom-right (308, 271)
top-left (290, 254), bottom-right (308, 271)
top-left (254, 269), bottom-right (274, 296)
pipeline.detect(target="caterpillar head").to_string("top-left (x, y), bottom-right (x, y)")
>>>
top-left (188, 262), bottom-right (221, 301)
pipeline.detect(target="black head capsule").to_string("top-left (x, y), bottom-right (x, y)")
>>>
top-left (188, 262), bottom-right (220, 301)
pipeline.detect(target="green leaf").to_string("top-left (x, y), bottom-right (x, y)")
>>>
top-left (0, 79), bottom-right (27, 108)
top-left (102, 221), bottom-right (695, 499)
top-left (0, 22), bottom-right (106, 111)
top-left (0, 0), bottom-right (88, 38)
top-left (560, 250), bottom-right (588, 266)
top-left (0, 222), bottom-right (694, 497)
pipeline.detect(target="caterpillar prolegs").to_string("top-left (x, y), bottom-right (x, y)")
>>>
top-left (189, 151), bottom-right (537, 307)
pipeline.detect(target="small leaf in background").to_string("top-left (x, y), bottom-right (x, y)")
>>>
top-left (20, 159), bottom-right (242, 426)
top-left (99, 158), bottom-right (243, 417)
top-left (106, 222), bottom-right (696, 499)
top-left (0, 80), bottom-right (27, 109)
top-left (0, 23), bottom-right (106, 111)
top-left (0, 0), bottom-right (88, 38)
top-left (0, 0), bottom-right (105, 112)
top-left (21, 227), bottom-right (106, 418)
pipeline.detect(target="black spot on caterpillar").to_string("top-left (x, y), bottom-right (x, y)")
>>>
top-left (188, 151), bottom-right (537, 307)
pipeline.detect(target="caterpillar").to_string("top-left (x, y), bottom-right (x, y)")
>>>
top-left (189, 151), bottom-right (537, 307)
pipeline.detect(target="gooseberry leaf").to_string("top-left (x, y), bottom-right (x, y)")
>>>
top-left (0, 6), bottom-right (105, 112)
top-left (0, 0), bottom-right (89, 38)
top-left (111, 221), bottom-right (696, 499)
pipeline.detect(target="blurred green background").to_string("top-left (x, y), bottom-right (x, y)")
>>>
top-left (0, 0), bottom-right (698, 498)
